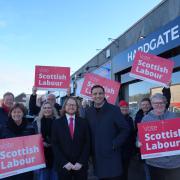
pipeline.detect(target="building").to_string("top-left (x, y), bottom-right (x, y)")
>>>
top-left (71, 0), bottom-right (180, 114)
top-left (14, 93), bottom-right (27, 105)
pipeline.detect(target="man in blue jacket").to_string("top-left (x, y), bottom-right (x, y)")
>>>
top-left (85, 85), bottom-right (129, 180)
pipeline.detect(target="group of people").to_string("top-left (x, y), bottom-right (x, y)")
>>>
top-left (0, 84), bottom-right (179, 180)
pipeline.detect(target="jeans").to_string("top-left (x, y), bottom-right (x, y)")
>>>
top-left (144, 163), bottom-right (151, 180)
top-left (35, 168), bottom-right (58, 180)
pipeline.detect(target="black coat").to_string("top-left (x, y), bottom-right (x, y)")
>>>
top-left (85, 101), bottom-right (130, 178)
top-left (0, 118), bottom-right (36, 180)
top-left (134, 109), bottom-right (150, 132)
top-left (29, 94), bottom-right (40, 116)
top-left (33, 116), bottom-right (56, 168)
top-left (121, 114), bottom-right (136, 158)
top-left (1, 118), bottom-right (36, 139)
top-left (51, 116), bottom-right (90, 171)
top-left (0, 107), bottom-right (8, 126)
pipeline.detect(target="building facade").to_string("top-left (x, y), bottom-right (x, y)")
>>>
top-left (71, 0), bottom-right (180, 114)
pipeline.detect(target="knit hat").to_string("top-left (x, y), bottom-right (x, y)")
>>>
top-left (119, 100), bottom-right (128, 107)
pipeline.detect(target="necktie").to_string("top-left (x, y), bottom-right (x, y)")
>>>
top-left (69, 117), bottom-right (74, 139)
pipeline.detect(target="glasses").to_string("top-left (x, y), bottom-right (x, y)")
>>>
top-left (152, 102), bottom-right (165, 106)
top-left (43, 106), bottom-right (52, 110)
top-left (66, 103), bottom-right (77, 107)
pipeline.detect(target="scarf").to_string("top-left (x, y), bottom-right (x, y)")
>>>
top-left (2, 103), bottom-right (10, 114)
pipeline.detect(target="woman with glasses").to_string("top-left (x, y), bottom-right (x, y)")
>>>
top-left (52, 96), bottom-right (90, 180)
top-left (141, 93), bottom-right (180, 180)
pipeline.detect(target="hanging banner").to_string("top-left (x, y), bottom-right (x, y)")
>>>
top-left (34, 65), bottom-right (70, 90)
top-left (138, 118), bottom-right (180, 159)
top-left (0, 134), bottom-right (46, 179)
top-left (129, 51), bottom-right (174, 87)
top-left (80, 73), bottom-right (121, 104)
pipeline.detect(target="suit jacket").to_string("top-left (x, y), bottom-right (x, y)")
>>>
top-left (52, 115), bottom-right (90, 171)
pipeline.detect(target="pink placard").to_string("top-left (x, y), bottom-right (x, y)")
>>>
top-left (80, 73), bottom-right (121, 104)
top-left (34, 65), bottom-right (70, 90)
top-left (138, 118), bottom-right (180, 159)
top-left (0, 134), bottom-right (46, 178)
top-left (130, 51), bottom-right (174, 87)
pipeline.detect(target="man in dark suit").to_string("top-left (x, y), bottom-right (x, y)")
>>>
top-left (52, 96), bottom-right (90, 180)
top-left (85, 85), bottom-right (129, 180)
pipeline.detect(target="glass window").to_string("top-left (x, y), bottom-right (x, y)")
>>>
top-left (129, 81), bottom-right (155, 118)
top-left (128, 71), bottom-right (180, 117)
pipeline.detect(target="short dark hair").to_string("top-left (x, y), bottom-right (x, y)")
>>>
top-left (141, 98), bottom-right (151, 104)
top-left (91, 85), bottom-right (105, 93)
top-left (8, 103), bottom-right (27, 117)
top-left (3, 92), bottom-right (14, 100)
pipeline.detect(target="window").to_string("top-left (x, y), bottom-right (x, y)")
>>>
top-left (128, 71), bottom-right (180, 116)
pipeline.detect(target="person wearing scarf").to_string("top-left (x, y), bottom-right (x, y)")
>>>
top-left (0, 92), bottom-right (14, 126)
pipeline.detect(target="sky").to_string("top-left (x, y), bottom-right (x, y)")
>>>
top-left (0, 0), bottom-right (163, 98)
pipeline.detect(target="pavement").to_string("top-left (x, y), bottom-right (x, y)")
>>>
top-left (88, 156), bottom-right (146, 180)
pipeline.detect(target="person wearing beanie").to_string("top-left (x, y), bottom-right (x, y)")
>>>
top-left (119, 100), bottom-right (129, 115)
top-left (119, 100), bottom-right (135, 180)
top-left (0, 92), bottom-right (14, 126)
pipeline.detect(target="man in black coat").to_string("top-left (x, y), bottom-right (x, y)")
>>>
top-left (85, 85), bottom-right (129, 180)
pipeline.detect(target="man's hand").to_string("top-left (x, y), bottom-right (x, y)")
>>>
top-left (63, 162), bottom-right (73, 171)
top-left (136, 141), bottom-right (142, 148)
top-left (72, 163), bottom-right (82, 170)
top-left (166, 80), bottom-right (172, 88)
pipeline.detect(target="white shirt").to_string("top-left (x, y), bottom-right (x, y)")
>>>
top-left (66, 113), bottom-right (75, 131)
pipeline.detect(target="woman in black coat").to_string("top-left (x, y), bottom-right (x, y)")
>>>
top-left (34, 101), bottom-right (59, 180)
top-left (0, 103), bottom-right (36, 180)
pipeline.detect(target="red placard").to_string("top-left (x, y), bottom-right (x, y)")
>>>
top-left (130, 51), bottom-right (174, 87)
top-left (138, 118), bottom-right (180, 159)
top-left (0, 134), bottom-right (46, 179)
top-left (34, 65), bottom-right (70, 90)
top-left (80, 73), bottom-right (121, 104)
